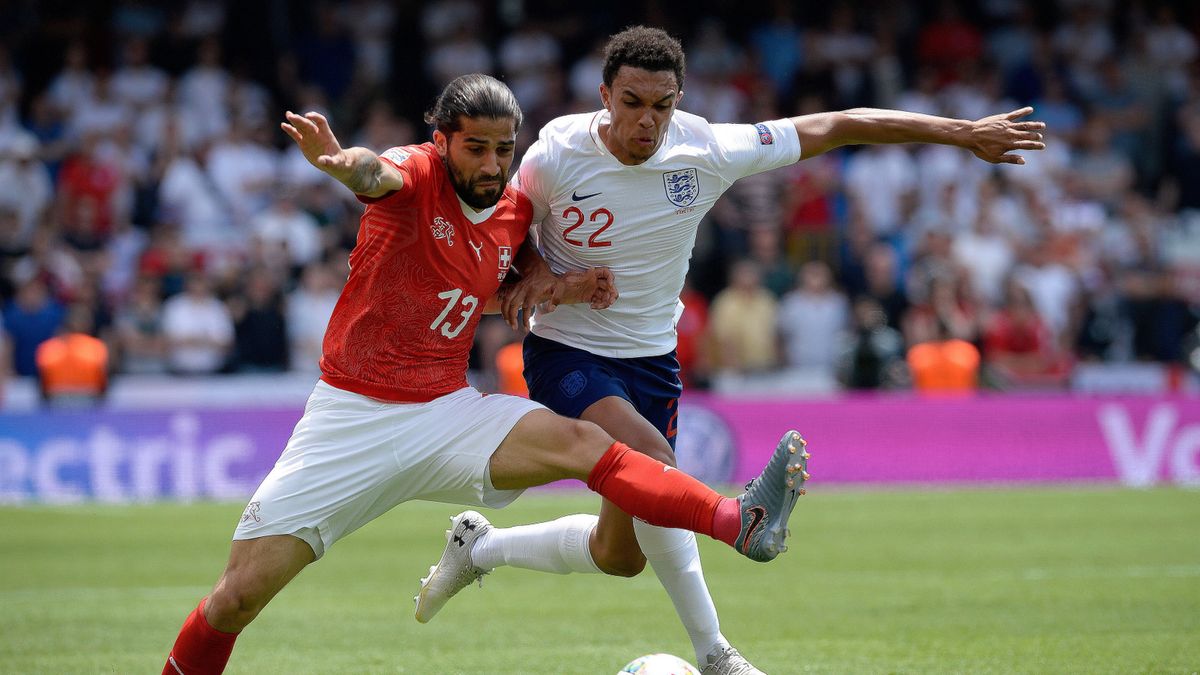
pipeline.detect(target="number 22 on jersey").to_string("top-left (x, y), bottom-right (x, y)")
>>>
top-left (561, 206), bottom-right (614, 248)
top-left (431, 288), bottom-right (478, 338)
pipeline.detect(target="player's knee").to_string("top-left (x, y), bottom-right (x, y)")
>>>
top-left (563, 419), bottom-right (616, 467)
top-left (592, 543), bottom-right (647, 578)
top-left (207, 580), bottom-right (270, 632)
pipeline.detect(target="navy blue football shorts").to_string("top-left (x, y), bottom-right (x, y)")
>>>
top-left (522, 332), bottom-right (684, 449)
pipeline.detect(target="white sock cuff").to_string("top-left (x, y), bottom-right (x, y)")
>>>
top-left (633, 521), bottom-right (696, 558)
top-left (557, 514), bottom-right (602, 574)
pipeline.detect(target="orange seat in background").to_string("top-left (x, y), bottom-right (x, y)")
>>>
top-left (495, 341), bottom-right (529, 397)
top-left (907, 339), bottom-right (980, 392)
top-left (36, 333), bottom-right (109, 398)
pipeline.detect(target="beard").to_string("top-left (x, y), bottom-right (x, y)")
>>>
top-left (444, 157), bottom-right (507, 210)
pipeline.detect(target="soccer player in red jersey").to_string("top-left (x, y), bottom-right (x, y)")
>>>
top-left (161, 74), bottom-right (809, 675)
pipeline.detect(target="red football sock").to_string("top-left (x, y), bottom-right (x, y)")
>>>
top-left (586, 442), bottom-right (737, 542)
top-left (163, 598), bottom-right (239, 675)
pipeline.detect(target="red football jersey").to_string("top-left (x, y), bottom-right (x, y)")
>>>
top-left (319, 143), bottom-right (531, 402)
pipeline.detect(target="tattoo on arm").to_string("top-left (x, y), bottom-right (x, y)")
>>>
top-left (346, 154), bottom-right (383, 195)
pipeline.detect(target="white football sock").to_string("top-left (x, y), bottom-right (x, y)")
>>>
top-left (471, 514), bottom-right (601, 574)
top-left (633, 521), bottom-right (728, 664)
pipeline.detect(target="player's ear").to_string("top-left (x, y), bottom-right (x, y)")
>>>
top-left (599, 83), bottom-right (610, 111)
top-left (433, 129), bottom-right (448, 156)
top-left (675, 90), bottom-right (684, 108)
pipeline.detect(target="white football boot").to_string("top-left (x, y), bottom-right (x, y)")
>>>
top-left (700, 645), bottom-right (766, 675)
top-left (414, 510), bottom-right (492, 623)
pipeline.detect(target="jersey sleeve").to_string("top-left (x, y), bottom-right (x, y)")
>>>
top-left (709, 119), bottom-right (802, 184)
top-left (513, 136), bottom-right (553, 226)
top-left (357, 145), bottom-right (432, 204)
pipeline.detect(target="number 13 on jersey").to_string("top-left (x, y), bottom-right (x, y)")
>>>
top-left (431, 288), bottom-right (478, 338)
top-left (561, 206), bottom-right (613, 248)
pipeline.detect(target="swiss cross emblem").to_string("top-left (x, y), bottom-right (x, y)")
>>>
top-left (431, 216), bottom-right (454, 246)
top-left (497, 246), bottom-right (512, 281)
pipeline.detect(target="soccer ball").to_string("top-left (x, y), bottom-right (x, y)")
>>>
top-left (617, 653), bottom-right (701, 675)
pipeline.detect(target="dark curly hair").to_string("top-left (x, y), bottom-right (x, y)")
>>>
top-left (602, 26), bottom-right (686, 90)
top-left (424, 73), bottom-right (523, 137)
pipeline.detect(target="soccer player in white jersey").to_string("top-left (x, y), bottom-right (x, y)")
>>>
top-left (415, 27), bottom-right (1045, 674)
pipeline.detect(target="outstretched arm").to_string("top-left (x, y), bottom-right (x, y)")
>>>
top-left (280, 111), bottom-right (404, 197)
top-left (792, 106), bottom-right (1046, 165)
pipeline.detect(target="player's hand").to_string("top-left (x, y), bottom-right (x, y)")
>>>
top-left (281, 111), bottom-right (356, 179)
top-left (499, 266), bottom-right (559, 332)
top-left (968, 107), bottom-right (1046, 165)
top-left (551, 267), bottom-right (618, 312)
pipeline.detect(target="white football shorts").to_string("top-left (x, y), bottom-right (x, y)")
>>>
top-left (233, 380), bottom-right (545, 558)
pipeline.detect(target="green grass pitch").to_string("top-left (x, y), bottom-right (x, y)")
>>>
top-left (1, 487), bottom-right (1198, 674)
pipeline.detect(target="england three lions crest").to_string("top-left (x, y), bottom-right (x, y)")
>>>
top-left (663, 169), bottom-right (699, 207)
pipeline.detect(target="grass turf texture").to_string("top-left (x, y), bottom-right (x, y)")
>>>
top-left (1, 487), bottom-right (1197, 674)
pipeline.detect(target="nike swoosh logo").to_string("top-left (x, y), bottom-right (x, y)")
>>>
top-left (571, 190), bottom-right (602, 201)
top-left (741, 506), bottom-right (767, 553)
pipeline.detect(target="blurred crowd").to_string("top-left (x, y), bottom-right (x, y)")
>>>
top-left (0, 0), bottom-right (1198, 402)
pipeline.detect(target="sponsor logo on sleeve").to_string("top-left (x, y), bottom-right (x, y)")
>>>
top-left (754, 123), bottom-right (774, 145)
top-left (662, 168), bottom-right (699, 207)
top-left (381, 147), bottom-right (412, 164)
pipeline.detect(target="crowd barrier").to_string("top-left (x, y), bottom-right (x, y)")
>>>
top-left (1, 394), bottom-right (1197, 503)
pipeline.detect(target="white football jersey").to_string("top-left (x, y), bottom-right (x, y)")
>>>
top-left (516, 109), bottom-right (801, 357)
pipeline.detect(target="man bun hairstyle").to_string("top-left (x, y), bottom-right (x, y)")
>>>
top-left (424, 73), bottom-right (523, 136)
top-left (602, 26), bottom-right (686, 90)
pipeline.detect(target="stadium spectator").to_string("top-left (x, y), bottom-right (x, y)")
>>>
top-left (0, 135), bottom-right (52, 247)
top-left (285, 262), bottom-right (340, 373)
top-left (840, 295), bottom-right (907, 389)
top-left (749, 0), bottom-right (804, 98)
top-left (951, 182), bottom-right (1019, 306)
top-left (845, 145), bottom-right (917, 236)
top-left (777, 260), bottom-right (849, 376)
top-left (983, 276), bottom-right (1071, 387)
top-left (811, 3), bottom-right (875, 109)
top-left (229, 269), bottom-right (288, 373)
top-left (902, 272), bottom-right (981, 348)
top-left (249, 187), bottom-right (323, 271)
top-left (10, 230), bottom-right (84, 303)
top-left (860, 240), bottom-right (910, 331)
top-left (58, 133), bottom-right (125, 249)
top-left (498, 23), bottom-right (562, 114)
top-left (161, 272), bottom-right (233, 374)
top-left (3, 278), bottom-right (65, 376)
top-left (177, 37), bottom-right (232, 145)
top-left (336, 0), bottom-right (398, 87)
top-left (916, 0), bottom-right (983, 85)
top-left (112, 38), bottom-right (170, 110)
top-left (114, 276), bottom-right (168, 374)
top-left (46, 41), bottom-right (94, 122)
top-left (746, 226), bottom-right (793, 298)
top-left (708, 259), bottom-right (779, 375)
